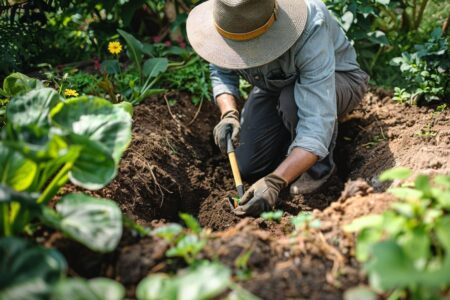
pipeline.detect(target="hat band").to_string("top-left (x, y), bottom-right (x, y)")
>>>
top-left (215, 2), bottom-right (278, 41)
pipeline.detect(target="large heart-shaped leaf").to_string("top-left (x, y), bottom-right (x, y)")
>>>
top-left (0, 237), bottom-right (66, 300)
top-left (136, 274), bottom-right (175, 300)
top-left (51, 278), bottom-right (125, 300)
top-left (50, 96), bottom-right (132, 164)
top-left (136, 263), bottom-right (231, 300)
top-left (49, 97), bottom-right (132, 189)
top-left (2, 73), bottom-right (43, 97)
top-left (176, 263), bottom-right (231, 300)
top-left (66, 135), bottom-right (116, 190)
top-left (53, 193), bottom-right (122, 252)
top-left (0, 143), bottom-right (37, 191)
top-left (6, 88), bottom-right (61, 127)
top-left (143, 58), bottom-right (168, 78)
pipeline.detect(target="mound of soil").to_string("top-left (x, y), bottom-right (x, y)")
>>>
top-left (53, 90), bottom-right (449, 299)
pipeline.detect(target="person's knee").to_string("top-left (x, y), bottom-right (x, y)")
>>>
top-left (236, 154), bottom-right (257, 181)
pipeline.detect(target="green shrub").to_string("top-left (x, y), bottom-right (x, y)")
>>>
top-left (346, 167), bottom-right (450, 299)
top-left (391, 28), bottom-right (450, 103)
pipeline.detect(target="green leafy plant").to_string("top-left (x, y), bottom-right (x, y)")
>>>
top-left (95, 30), bottom-right (170, 105)
top-left (0, 73), bottom-right (132, 253)
top-left (0, 236), bottom-right (125, 300)
top-left (162, 55), bottom-right (211, 105)
top-left (152, 213), bottom-right (208, 265)
top-left (391, 28), bottom-right (450, 103)
top-left (346, 167), bottom-right (450, 299)
top-left (260, 210), bottom-right (283, 223)
top-left (234, 251), bottom-right (253, 281)
top-left (136, 262), bottom-right (231, 300)
top-left (291, 212), bottom-right (321, 235)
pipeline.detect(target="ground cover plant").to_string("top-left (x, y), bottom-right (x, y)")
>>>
top-left (346, 168), bottom-right (450, 299)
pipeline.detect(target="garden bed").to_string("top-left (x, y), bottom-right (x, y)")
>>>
top-left (49, 90), bottom-right (450, 299)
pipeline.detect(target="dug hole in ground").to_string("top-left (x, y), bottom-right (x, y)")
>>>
top-left (49, 89), bottom-right (450, 299)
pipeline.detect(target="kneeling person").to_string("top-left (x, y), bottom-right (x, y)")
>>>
top-left (186, 0), bottom-right (369, 217)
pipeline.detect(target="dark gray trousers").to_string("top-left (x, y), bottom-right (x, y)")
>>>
top-left (235, 69), bottom-right (369, 182)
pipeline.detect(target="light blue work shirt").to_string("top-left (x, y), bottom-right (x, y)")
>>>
top-left (210, 0), bottom-right (361, 159)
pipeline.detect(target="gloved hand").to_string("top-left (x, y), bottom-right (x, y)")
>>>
top-left (233, 173), bottom-right (288, 217)
top-left (213, 109), bottom-right (240, 153)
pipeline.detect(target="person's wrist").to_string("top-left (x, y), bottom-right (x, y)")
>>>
top-left (221, 109), bottom-right (239, 120)
top-left (265, 173), bottom-right (288, 191)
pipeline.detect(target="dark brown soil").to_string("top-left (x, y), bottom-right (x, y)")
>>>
top-left (51, 90), bottom-right (450, 299)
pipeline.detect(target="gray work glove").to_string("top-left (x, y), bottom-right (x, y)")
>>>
top-left (213, 110), bottom-right (240, 153)
top-left (233, 173), bottom-right (288, 217)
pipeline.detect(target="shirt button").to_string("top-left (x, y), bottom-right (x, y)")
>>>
top-left (254, 75), bottom-right (260, 80)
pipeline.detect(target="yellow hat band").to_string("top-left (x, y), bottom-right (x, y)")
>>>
top-left (215, 3), bottom-right (278, 41)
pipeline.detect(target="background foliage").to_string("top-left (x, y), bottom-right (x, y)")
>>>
top-left (0, 0), bottom-right (448, 102)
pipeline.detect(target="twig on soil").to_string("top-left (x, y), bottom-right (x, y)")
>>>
top-left (163, 94), bottom-right (177, 121)
top-left (187, 98), bottom-right (204, 126)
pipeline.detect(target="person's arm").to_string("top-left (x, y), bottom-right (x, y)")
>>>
top-left (209, 64), bottom-right (240, 113)
top-left (210, 64), bottom-right (241, 152)
top-left (217, 93), bottom-right (238, 117)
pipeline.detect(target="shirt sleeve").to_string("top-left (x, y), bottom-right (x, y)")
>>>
top-left (209, 64), bottom-right (240, 102)
top-left (289, 20), bottom-right (337, 160)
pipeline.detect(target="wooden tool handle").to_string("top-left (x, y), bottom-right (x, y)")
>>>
top-left (228, 151), bottom-right (243, 188)
top-left (226, 132), bottom-right (245, 199)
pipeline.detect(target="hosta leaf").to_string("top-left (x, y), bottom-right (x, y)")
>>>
top-left (51, 278), bottom-right (125, 300)
top-left (0, 143), bottom-right (37, 191)
top-left (136, 274), bottom-right (175, 300)
top-left (343, 287), bottom-right (377, 300)
top-left (143, 58), bottom-right (168, 78)
top-left (137, 263), bottom-right (232, 300)
top-left (0, 185), bottom-right (39, 206)
top-left (6, 88), bottom-right (61, 127)
top-left (66, 134), bottom-right (116, 190)
top-left (2, 73), bottom-right (43, 97)
top-left (379, 167), bottom-right (412, 181)
top-left (176, 263), bottom-right (231, 300)
top-left (0, 237), bottom-right (66, 300)
top-left (49, 96), bottom-right (132, 164)
top-left (54, 193), bottom-right (122, 252)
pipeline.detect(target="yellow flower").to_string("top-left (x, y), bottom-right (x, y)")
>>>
top-left (64, 89), bottom-right (79, 98)
top-left (108, 41), bottom-right (123, 55)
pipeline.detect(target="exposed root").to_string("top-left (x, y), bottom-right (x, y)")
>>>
top-left (187, 98), bottom-right (204, 126)
top-left (163, 94), bottom-right (177, 121)
top-left (129, 150), bottom-right (174, 206)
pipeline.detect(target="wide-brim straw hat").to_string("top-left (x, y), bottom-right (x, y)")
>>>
top-left (186, 0), bottom-right (308, 70)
